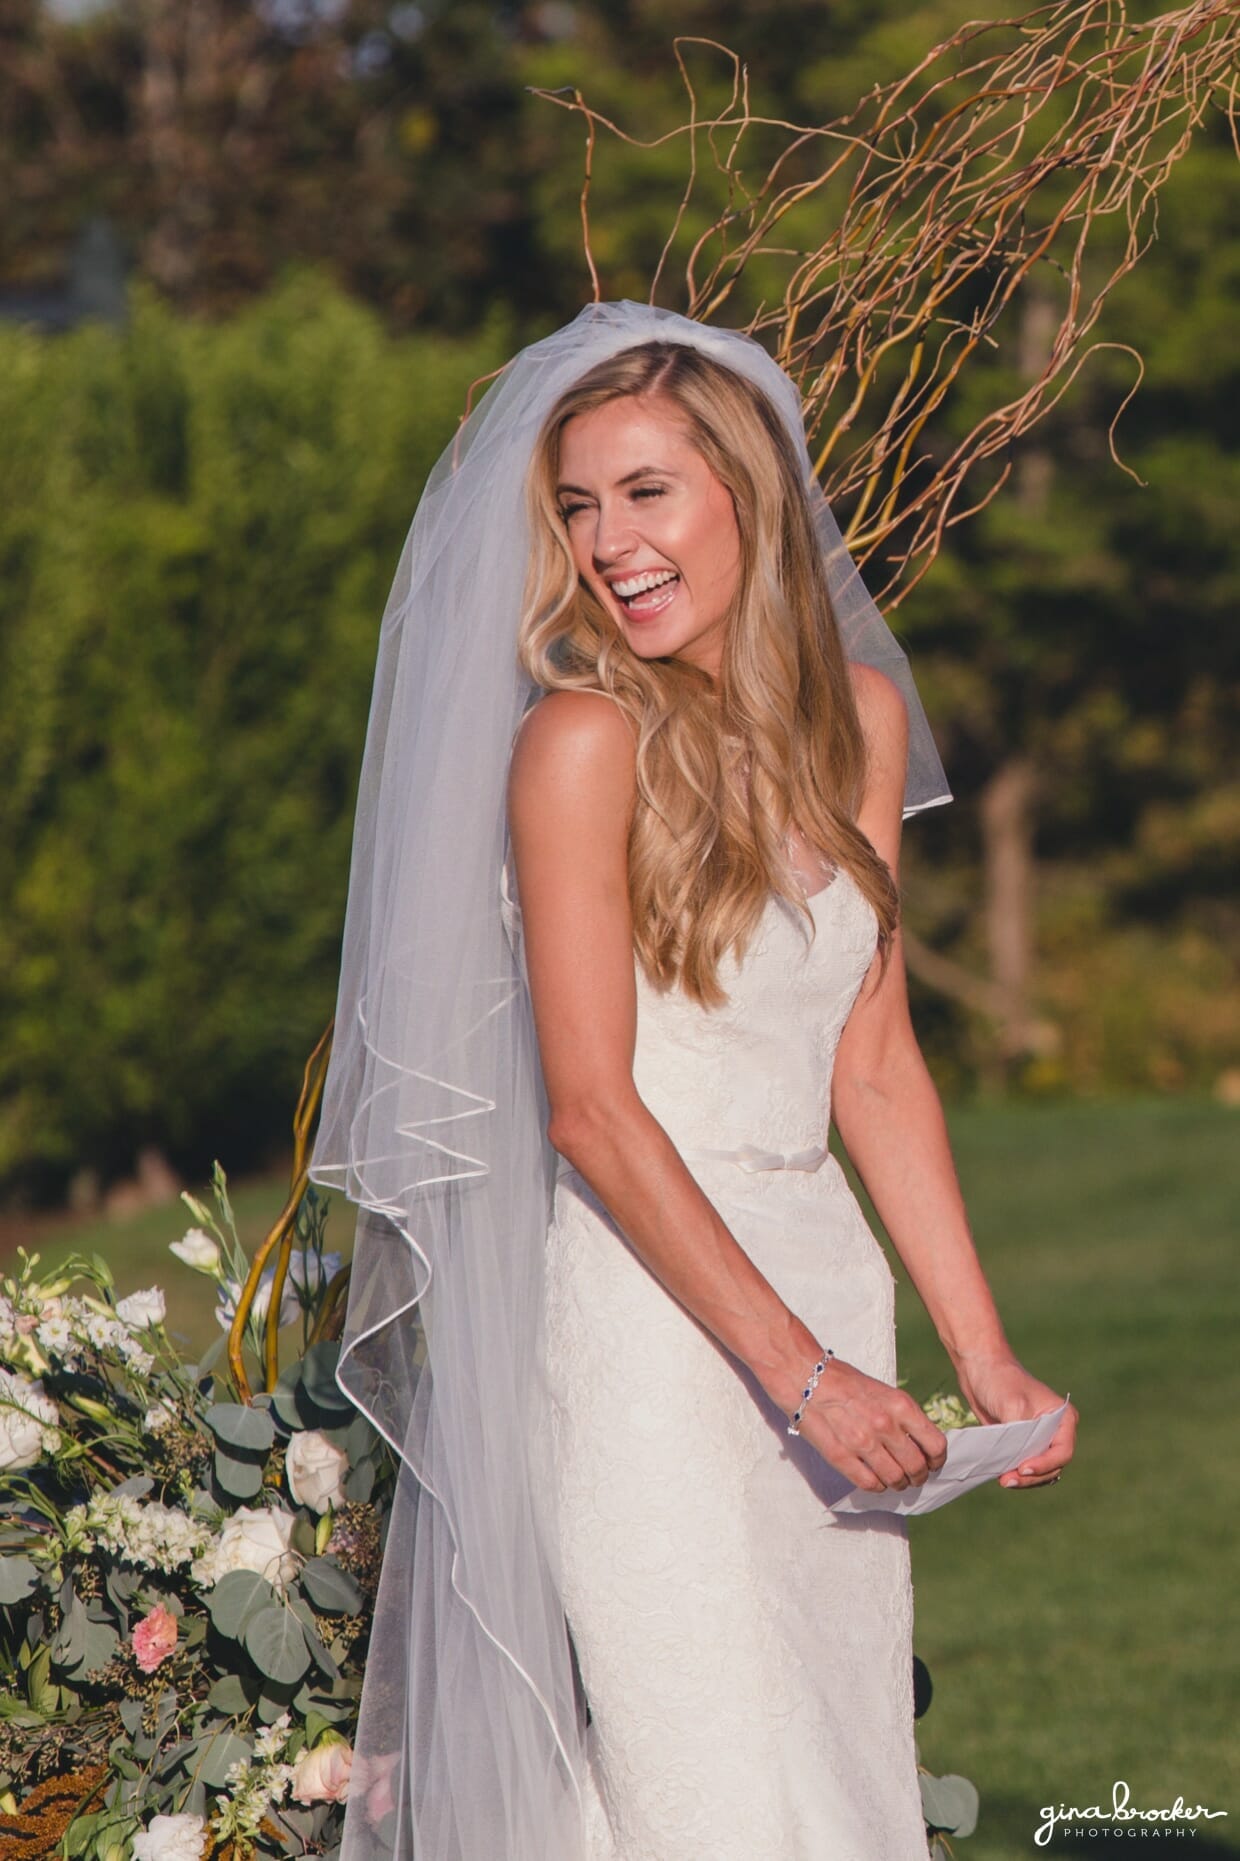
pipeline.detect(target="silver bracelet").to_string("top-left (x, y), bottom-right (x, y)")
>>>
top-left (786, 1349), bottom-right (835, 1436)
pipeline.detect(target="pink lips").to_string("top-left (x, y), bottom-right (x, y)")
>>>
top-left (612, 575), bottom-right (681, 622)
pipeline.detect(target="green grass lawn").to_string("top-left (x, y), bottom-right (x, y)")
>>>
top-left (883, 1100), bottom-right (1240, 1860)
top-left (8, 1099), bottom-right (1238, 1857)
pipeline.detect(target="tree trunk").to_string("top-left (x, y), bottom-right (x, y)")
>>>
top-left (979, 755), bottom-right (1037, 1067)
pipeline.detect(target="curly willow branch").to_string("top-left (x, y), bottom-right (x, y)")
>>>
top-left (531, 0), bottom-right (1240, 606)
top-left (229, 1019), bottom-right (334, 1401)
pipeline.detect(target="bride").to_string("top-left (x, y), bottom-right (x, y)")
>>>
top-left (310, 302), bottom-right (1077, 1861)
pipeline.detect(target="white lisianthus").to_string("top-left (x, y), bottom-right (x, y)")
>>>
top-left (192, 1505), bottom-right (298, 1592)
top-left (0, 1368), bottom-right (61, 1469)
top-left (116, 1287), bottom-right (167, 1329)
top-left (131, 1812), bottom-right (209, 1861)
top-left (285, 1429), bottom-right (349, 1513)
top-left (286, 1251), bottom-right (345, 1294)
top-left (214, 1272), bottom-right (298, 1334)
top-left (170, 1229), bottom-right (223, 1275)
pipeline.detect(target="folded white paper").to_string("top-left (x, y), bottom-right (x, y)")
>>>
top-left (829, 1398), bottom-right (1071, 1517)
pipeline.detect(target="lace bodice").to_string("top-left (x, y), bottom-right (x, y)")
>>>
top-left (501, 860), bottom-right (878, 1165)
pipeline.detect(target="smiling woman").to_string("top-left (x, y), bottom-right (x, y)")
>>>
top-left (519, 339), bottom-right (902, 1008)
top-left (555, 401), bottom-right (742, 669)
top-left (310, 302), bottom-right (1072, 1861)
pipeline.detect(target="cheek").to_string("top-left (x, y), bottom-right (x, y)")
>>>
top-left (701, 494), bottom-right (741, 590)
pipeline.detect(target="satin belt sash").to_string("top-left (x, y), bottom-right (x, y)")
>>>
top-left (554, 1141), bottom-right (831, 1182)
top-left (681, 1141), bottom-right (830, 1174)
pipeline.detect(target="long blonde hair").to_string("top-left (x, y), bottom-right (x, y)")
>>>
top-left (518, 340), bottom-right (898, 1007)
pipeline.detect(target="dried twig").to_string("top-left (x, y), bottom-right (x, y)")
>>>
top-left (532, 1), bottom-right (1240, 606)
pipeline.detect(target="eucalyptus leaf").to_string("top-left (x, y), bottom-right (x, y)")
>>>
top-left (287, 1596), bottom-right (340, 1679)
top-left (109, 1475), bottom-right (154, 1500)
top-left (195, 1729), bottom-right (254, 1788)
top-left (257, 1679), bottom-right (300, 1723)
top-left (292, 1682), bottom-right (351, 1721)
top-left (205, 1402), bottom-right (276, 1451)
top-left (343, 1412), bottom-right (377, 1461)
top-left (300, 1342), bottom-right (351, 1414)
top-left (208, 1569), bottom-right (275, 1638)
top-left (919, 1771), bottom-right (980, 1838)
top-left (213, 1446), bottom-right (266, 1500)
top-left (301, 1557), bottom-right (363, 1616)
top-left (343, 1459), bottom-right (375, 1504)
top-left (51, 1592), bottom-right (87, 1669)
top-left (208, 1671), bottom-right (257, 1714)
top-left (0, 1555), bottom-right (39, 1605)
top-left (119, 1698), bottom-right (145, 1738)
top-left (70, 1618), bottom-right (118, 1678)
top-left (244, 1604), bottom-right (311, 1684)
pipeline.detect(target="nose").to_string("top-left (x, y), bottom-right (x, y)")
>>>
top-left (591, 498), bottom-right (638, 570)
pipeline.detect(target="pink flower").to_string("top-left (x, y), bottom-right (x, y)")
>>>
top-left (291, 1738), bottom-right (353, 1805)
top-left (132, 1603), bottom-right (178, 1673)
top-left (353, 1749), bottom-right (399, 1827)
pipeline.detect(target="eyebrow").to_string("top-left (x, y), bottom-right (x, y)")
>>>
top-left (555, 465), bottom-right (678, 496)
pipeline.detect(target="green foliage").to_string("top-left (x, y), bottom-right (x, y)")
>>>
top-left (0, 1184), bottom-right (392, 1856)
top-left (0, 278), bottom-right (508, 1195)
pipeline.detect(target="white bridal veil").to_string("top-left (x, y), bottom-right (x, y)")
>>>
top-left (308, 299), bottom-right (951, 1860)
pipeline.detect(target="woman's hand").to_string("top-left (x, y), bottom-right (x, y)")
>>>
top-left (795, 1358), bottom-right (949, 1493)
top-left (952, 1350), bottom-right (1078, 1490)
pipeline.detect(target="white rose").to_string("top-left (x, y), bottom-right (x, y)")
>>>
top-left (200, 1505), bottom-right (297, 1591)
top-left (169, 1229), bottom-right (222, 1275)
top-left (116, 1287), bottom-right (167, 1329)
top-left (131, 1812), bottom-right (209, 1861)
top-left (285, 1429), bottom-right (349, 1513)
top-left (0, 1369), bottom-right (61, 1470)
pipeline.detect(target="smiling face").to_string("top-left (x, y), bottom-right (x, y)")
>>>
top-left (555, 393), bottom-right (743, 680)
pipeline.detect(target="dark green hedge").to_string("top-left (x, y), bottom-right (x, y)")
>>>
top-left (0, 276), bottom-right (507, 1198)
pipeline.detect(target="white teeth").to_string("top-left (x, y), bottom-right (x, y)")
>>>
top-left (611, 569), bottom-right (678, 599)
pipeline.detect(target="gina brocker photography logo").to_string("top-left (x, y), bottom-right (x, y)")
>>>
top-left (1035, 1781), bottom-right (1229, 1846)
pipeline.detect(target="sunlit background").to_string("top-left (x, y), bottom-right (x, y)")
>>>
top-left (0, 4), bottom-right (1236, 1853)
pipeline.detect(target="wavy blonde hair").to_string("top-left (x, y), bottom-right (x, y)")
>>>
top-left (518, 340), bottom-right (898, 1007)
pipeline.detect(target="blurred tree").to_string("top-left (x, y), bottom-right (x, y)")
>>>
top-left (0, 278), bottom-right (508, 1196)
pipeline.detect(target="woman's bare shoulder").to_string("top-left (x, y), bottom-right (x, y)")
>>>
top-left (508, 690), bottom-right (637, 829)
top-left (847, 661), bottom-right (909, 761)
top-left (510, 690), bottom-right (635, 784)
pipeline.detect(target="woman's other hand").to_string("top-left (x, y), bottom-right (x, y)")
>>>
top-left (953, 1350), bottom-right (1078, 1490)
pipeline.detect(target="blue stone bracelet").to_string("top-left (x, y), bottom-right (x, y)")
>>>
top-left (787, 1349), bottom-right (835, 1436)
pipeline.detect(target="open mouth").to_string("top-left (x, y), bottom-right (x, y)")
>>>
top-left (609, 569), bottom-right (681, 618)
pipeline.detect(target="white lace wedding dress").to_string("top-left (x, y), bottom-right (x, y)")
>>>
top-left (517, 863), bottom-right (930, 1861)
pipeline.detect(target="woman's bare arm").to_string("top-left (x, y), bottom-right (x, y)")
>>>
top-left (508, 688), bottom-right (946, 1493)
top-left (832, 665), bottom-right (1078, 1488)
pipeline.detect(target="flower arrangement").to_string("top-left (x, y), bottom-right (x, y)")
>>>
top-left (0, 1164), bottom-right (389, 1861)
